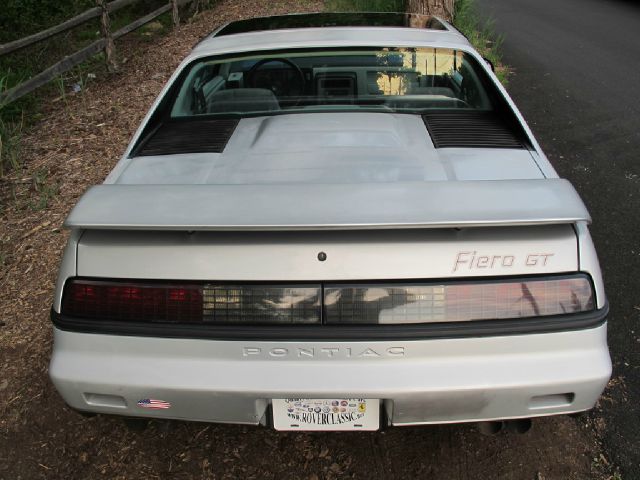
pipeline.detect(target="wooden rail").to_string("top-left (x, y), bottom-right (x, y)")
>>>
top-left (0, 0), bottom-right (196, 105)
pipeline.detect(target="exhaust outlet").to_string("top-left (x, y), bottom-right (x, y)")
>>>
top-left (477, 421), bottom-right (504, 435)
top-left (504, 418), bottom-right (532, 434)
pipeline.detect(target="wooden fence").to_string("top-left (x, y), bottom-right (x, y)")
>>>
top-left (0, 0), bottom-right (202, 105)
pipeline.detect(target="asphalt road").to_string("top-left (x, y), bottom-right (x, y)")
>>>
top-left (475, 0), bottom-right (640, 476)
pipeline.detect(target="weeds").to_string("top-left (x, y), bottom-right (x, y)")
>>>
top-left (454, 0), bottom-right (509, 84)
top-left (28, 170), bottom-right (59, 211)
top-left (0, 76), bottom-right (25, 177)
top-left (0, 74), bottom-right (8, 108)
top-left (0, 1), bottom-right (178, 179)
top-left (54, 75), bottom-right (67, 104)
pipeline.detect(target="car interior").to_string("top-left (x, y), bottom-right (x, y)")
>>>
top-left (170, 48), bottom-right (494, 117)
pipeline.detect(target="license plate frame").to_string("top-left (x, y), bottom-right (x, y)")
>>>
top-left (272, 398), bottom-right (379, 431)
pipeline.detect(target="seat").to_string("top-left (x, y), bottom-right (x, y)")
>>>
top-left (207, 88), bottom-right (280, 113)
top-left (408, 86), bottom-right (456, 98)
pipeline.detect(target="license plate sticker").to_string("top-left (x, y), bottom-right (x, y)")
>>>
top-left (272, 398), bottom-right (379, 431)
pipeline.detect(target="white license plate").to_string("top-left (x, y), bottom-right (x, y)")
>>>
top-left (272, 398), bottom-right (379, 431)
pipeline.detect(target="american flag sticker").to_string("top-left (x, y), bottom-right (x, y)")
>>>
top-left (137, 398), bottom-right (171, 409)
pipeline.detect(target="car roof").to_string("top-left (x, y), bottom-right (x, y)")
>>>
top-left (192, 12), bottom-right (472, 57)
top-left (213, 12), bottom-right (449, 36)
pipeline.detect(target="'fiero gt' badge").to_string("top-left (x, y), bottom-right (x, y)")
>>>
top-left (453, 251), bottom-right (555, 272)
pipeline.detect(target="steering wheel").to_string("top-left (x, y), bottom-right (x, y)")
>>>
top-left (245, 57), bottom-right (306, 100)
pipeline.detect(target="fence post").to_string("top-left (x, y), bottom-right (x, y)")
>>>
top-left (97, 0), bottom-right (117, 72)
top-left (171, 0), bottom-right (180, 28)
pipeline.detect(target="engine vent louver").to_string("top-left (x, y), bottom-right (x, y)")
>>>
top-left (137, 118), bottom-right (239, 156)
top-left (423, 111), bottom-right (526, 149)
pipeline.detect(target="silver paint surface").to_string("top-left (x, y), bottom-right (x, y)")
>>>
top-left (50, 16), bottom-right (611, 427)
top-left (50, 325), bottom-right (611, 425)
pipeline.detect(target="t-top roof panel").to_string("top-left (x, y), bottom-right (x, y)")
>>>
top-left (214, 12), bottom-right (449, 37)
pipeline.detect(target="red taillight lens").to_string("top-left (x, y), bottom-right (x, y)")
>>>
top-left (61, 279), bottom-right (321, 324)
top-left (62, 280), bottom-right (203, 323)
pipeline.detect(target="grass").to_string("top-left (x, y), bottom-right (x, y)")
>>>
top-left (453, 0), bottom-right (509, 84)
top-left (0, 74), bottom-right (25, 177)
top-left (0, 0), bottom-right (184, 179)
top-left (28, 170), bottom-right (59, 211)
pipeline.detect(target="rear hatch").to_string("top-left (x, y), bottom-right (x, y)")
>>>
top-left (57, 113), bottom-right (597, 333)
top-left (68, 112), bottom-right (589, 280)
top-left (76, 224), bottom-right (579, 281)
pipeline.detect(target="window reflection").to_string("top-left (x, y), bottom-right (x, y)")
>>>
top-left (171, 47), bottom-right (493, 117)
top-left (203, 285), bottom-right (321, 324)
top-left (324, 278), bottom-right (594, 324)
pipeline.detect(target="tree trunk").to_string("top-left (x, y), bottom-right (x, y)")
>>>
top-left (406, 0), bottom-right (455, 21)
top-left (96, 0), bottom-right (117, 72)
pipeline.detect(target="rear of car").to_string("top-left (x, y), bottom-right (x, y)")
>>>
top-left (49, 13), bottom-right (611, 431)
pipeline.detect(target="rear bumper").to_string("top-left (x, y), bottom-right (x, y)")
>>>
top-left (49, 324), bottom-right (611, 426)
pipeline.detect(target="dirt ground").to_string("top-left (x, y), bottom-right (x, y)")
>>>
top-left (0, 1), bottom-right (621, 478)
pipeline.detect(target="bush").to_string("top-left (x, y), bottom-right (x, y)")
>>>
top-left (454, 0), bottom-right (508, 84)
top-left (0, 0), bottom-right (172, 176)
top-left (0, 1), bottom-right (96, 43)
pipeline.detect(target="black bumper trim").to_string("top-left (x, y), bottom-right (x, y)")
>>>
top-left (51, 303), bottom-right (608, 341)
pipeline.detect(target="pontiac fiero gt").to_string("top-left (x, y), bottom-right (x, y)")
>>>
top-left (49, 13), bottom-right (611, 432)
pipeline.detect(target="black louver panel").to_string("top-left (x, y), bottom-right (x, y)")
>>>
top-left (423, 111), bottom-right (525, 149)
top-left (137, 119), bottom-right (239, 156)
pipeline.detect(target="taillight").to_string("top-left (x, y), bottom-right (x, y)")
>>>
top-left (62, 280), bottom-right (203, 323)
top-left (61, 275), bottom-right (595, 325)
top-left (324, 276), bottom-right (595, 324)
top-left (61, 279), bottom-right (321, 324)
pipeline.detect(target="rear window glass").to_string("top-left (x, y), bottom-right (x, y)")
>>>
top-left (170, 47), bottom-right (494, 118)
top-left (214, 13), bottom-right (447, 36)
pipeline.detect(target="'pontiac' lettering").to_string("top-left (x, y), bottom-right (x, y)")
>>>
top-left (241, 346), bottom-right (405, 359)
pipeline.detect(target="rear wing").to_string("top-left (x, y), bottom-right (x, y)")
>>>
top-left (64, 179), bottom-right (590, 231)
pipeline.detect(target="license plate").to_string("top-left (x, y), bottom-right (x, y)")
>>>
top-left (272, 398), bottom-right (379, 431)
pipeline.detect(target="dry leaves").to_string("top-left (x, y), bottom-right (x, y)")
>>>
top-left (0, 1), bottom-right (322, 479)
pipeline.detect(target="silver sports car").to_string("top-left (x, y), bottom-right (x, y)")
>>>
top-left (49, 13), bottom-right (611, 432)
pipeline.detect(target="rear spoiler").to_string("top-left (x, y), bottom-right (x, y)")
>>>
top-left (64, 179), bottom-right (590, 231)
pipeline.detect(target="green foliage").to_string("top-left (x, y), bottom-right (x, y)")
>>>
top-left (326, 0), bottom-right (405, 12)
top-left (0, 0), bottom-right (168, 43)
top-left (0, 116), bottom-right (24, 177)
top-left (0, 75), bottom-right (25, 177)
top-left (0, 0), bottom-right (170, 97)
top-left (0, 1), bottom-right (94, 43)
top-left (454, 0), bottom-right (508, 84)
top-left (0, 0), bottom-right (174, 177)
